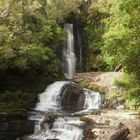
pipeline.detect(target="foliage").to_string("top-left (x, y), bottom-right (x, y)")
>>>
top-left (74, 78), bottom-right (106, 94)
top-left (101, 0), bottom-right (140, 109)
top-left (80, 116), bottom-right (93, 125)
top-left (0, 90), bottom-right (37, 110)
top-left (0, 0), bottom-right (64, 78)
top-left (77, 0), bottom-right (109, 71)
top-left (0, 0), bottom-right (65, 111)
top-left (114, 73), bottom-right (140, 109)
top-left (102, 0), bottom-right (140, 77)
top-left (45, 0), bottom-right (82, 22)
top-left (108, 91), bottom-right (119, 100)
top-left (125, 88), bottom-right (140, 109)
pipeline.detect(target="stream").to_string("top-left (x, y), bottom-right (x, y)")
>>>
top-left (20, 81), bottom-right (101, 140)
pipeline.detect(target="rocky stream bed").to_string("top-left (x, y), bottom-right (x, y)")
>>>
top-left (83, 109), bottom-right (140, 140)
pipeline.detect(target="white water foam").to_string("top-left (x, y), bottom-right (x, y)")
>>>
top-left (24, 81), bottom-right (101, 140)
top-left (35, 81), bottom-right (68, 112)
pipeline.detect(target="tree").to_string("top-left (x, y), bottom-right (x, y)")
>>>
top-left (102, 0), bottom-right (140, 78)
top-left (0, 0), bottom-right (64, 77)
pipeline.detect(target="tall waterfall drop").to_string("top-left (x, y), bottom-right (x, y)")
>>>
top-left (63, 23), bottom-right (76, 80)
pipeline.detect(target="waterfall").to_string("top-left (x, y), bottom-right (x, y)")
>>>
top-left (35, 81), bottom-right (68, 112)
top-left (23, 81), bottom-right (101, 140)
top-left (63, 23), bottom-right (76, 80)
top-left (72, 89), bottom-right (102, 115)
top-left (84, 89), bottom-right (101, 110)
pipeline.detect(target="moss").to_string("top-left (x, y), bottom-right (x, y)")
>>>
top-left (91, 110), bottom-right (101, 115)
top-left (113, 73), bottom-right (140, 110)
top-left (125, 88), bottom-right (140, 109)
top-left (78, 80), bottom-right (89, 87)
top-left (107, 91), bottom-right (119, 100)
top-left (80, 116), bottom-right (94, 125)
top-left (75, 79), bottom-right (106, 94)
top-left (88, 83), bottom-right (106, 94)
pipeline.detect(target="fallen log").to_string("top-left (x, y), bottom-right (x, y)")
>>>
top-left (109, 123), bottom-right (130, 140)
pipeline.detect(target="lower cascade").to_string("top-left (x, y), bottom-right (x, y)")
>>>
top-left (22, 81), bottom-right (101, 140)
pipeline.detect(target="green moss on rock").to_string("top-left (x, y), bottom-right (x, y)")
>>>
top-left (80, 116), bottom-right (94, 126)
top-left (74, 79), bottom-right (106, 94)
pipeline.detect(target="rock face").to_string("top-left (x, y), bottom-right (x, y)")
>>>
top-left (0, 111), bottom-right (34, 140)
top-left (40, 112), bottom-right (57, 129)
top-left (60, 82), bottom-right (85, 111)
top-left (83, 128), bottom-right (94, 140)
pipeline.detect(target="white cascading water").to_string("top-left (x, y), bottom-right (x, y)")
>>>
top-left (63, 23), bottom-right (76, 80)
top-left (72, 89), bottom-right (102, 115)
top-left (24, 81), bottom-right (101, 140)
top-left (84, 89), bottom-right (101, 110)
top-left (35, 81), bottom-right (68, 112)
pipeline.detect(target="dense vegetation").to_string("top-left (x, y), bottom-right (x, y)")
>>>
top-left (0, 0), bottom-right (140, 111)
top-left (101, 0), bottom-right (140, 110)
top-left (0, 0), bottom-right (65, 111)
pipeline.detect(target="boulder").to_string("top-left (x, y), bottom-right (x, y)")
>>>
top-left (40, 112), bottom-right (57, 129)
top-left (60, 82), bottom-right (85, 111)
top-left (109, 123), bottom-right (130, 140)
top-left (83, 128), bottom-right (94, 140)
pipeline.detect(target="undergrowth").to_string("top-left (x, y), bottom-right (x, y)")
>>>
top-left (114, 73), bottom-right (140, 110)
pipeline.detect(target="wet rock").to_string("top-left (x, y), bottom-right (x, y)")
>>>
top-left (80, 116), bottom-right (94, 126)
top-left (109, 123), bottom-right (130, 140)
top-left (40, 112), bottom-right (57, 129)
top-left (92, 128), bottom-right (104, 138)
top-left (91, 110), bottom-right (101, 115)
top-left (60, 82), bottom-right (85, 111)
top-left (83, 128), bottom-right (94, 140)
top-left (111, 97), bottom-right (125, 109)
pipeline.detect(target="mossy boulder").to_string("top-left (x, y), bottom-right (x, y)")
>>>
top-left (80, 116), bottom-right (94, 126)
top-left (60, 82), bottom-right (85, 111)
top-left (74, 79), bottom-right (106, 94)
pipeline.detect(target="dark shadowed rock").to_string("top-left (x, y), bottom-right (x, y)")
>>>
top-left (83, 128), bottom-right (94, 140)
top-left (60, 82), bottom-right (85, 111)
top-left (40, 112), bottom-right (57, 129)
top-left (0, 111), bottom-right (34, 140)
top-left (109, 123), bottom-right (130, 140)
